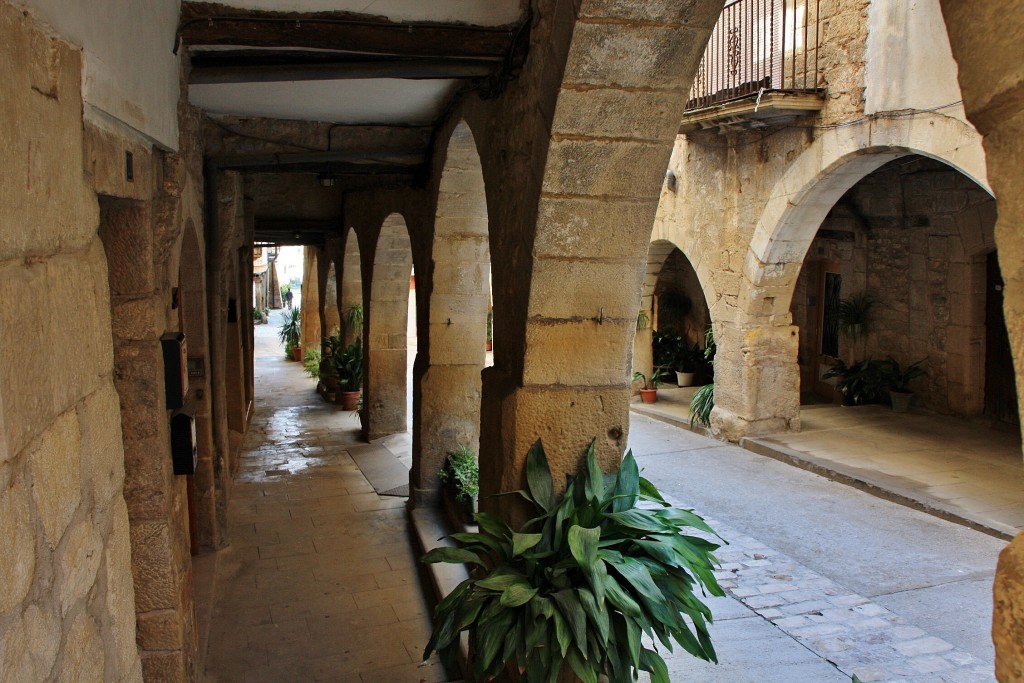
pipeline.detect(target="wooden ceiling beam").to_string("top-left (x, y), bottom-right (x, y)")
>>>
top-left (190, 57), bottom-right (496, 85)
top-left (178, 2), bottom-right (519, 59)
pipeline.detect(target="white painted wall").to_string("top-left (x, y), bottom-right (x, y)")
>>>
top-left (16, 0), bottom-right (181, 149)
top-left (865, 0), bottom-right (968, 122)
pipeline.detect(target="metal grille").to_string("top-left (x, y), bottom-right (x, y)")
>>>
top-left (686, 0), bottom-right (821, 111)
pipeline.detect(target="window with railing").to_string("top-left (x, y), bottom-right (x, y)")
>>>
top-left (686, 0), bottom-right (821, 112)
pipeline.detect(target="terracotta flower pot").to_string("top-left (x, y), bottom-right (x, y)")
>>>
top-left (639, 388), bottom-right (658, 404)
top-left (339, 390), bottom-right (361, 411)
top-left (291, 346), bottom-right (302, 361)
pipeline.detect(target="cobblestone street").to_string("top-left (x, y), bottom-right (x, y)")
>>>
top-left (629, 414), bottom-right (1003, 682)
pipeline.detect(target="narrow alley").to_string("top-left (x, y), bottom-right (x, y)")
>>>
top-left (202, 320), bottom-right (445, 683)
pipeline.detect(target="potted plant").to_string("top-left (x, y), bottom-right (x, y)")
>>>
top-left (822, 358), bottom-right (888, 406)
top-left (632, 368), bottom-right (669, 404)
top-left (278, 308), bottom-right (302, 360)
top-left (422, 439), bottom-right (723, 682)
top-left (689, 383), bottom-right (715, 428)
top-left (439, 444), bottom-right (479, 525)
top-left (837, 291), bottom-right (875, 342)
top-left (882, 357), bottom-right (926, 413)
top-left (485, 311), bottom-right (493, 352)
top-left (331, 336), bottom-right (364, 410)
top-left (674, 341), bottom-right (703, 387)
top-left (345, 303), bottom-right (364, 333)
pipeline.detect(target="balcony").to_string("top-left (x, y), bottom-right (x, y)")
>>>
top-left (681, 0), bottom-right (825, 133)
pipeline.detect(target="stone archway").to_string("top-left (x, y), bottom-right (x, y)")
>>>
top-left (341, 228), bottom-right (362, 347)
top-left (366, 213), bottom-right (413, 439)
top-left (788, 155), bottom-right (1003, 418)
top-left (414, 121), bottom-right (492, 505)
top-left (475, 1), bottom-right (725, 511)
top-left (706, 114), bottom-right (991, 438)
top-left (744, 114), bottom-right (989, 299)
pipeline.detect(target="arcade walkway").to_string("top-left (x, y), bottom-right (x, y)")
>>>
top-left (201, 320), bottom-right (447, 683)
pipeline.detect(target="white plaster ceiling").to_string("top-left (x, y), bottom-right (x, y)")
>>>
top-left (190, 78), bottom-right (460, 124)
top-left (211, 0), bottom-right (522, 26)
top-left (185, 1), bottom-right (522, 125)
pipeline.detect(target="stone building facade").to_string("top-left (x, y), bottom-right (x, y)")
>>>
top-left (1, 0), bottom-right (1023, 681)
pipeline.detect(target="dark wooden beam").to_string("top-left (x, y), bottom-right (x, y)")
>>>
top-left (190, 57), bottom-right (497, 85)
top-left (209, 149), bottom-right (426, 173)
top-left (178, 2), bottom-right (519, 59)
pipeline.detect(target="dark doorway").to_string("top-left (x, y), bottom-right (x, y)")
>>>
top-left (984, 251), bottom-right (1019, 425)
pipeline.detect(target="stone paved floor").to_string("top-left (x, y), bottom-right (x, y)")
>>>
top-left (202, 320), bottom-right (449, 683)
top-left (633, 387), bottom-right (1024, 537)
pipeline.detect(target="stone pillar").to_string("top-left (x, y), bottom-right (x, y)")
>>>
top-left (100, 198), bottom-right (197, 681)
top-left (301, 246), bottom-right (321, 356)
top-left (710, 322), bottom-right (801, 440)
top-left (341, 230), bottom-right (362, 347)
top-left (367, 216), bottom-right (411, 439)
top-left (940, 2), bottom-right (1024, 679)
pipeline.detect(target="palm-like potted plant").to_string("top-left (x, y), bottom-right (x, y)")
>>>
top-left (823, 358), bottom-right (888, 406)
top-left (674, 341), bottom-right (703, 387)
top-left (882, 357), bottom-right (926, 413)
top-left (278, 308), bottom-right (302, 361)
top-left (423, 439), bottom-right (723, 682)
top-left (633, 368), bottom-right (669, 404)
top-left (837, 291), bottom-right (875, 342)
top-left (331, 336), bottom-right (363, 410)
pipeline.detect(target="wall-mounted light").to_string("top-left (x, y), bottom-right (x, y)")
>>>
top-left (318, 172), bottom-right (336, 188)
top-left (664, 169), bottom-right (678, 193)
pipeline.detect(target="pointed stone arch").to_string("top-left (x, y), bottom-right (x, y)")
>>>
top-left (341, 228), bottom-right (363, 347)
top-left (414, 121), bottom-right (491, 503)
top-left (475, 0), bottom-right (724, 507)
top-left (366, 213), bottom-right (413, 439)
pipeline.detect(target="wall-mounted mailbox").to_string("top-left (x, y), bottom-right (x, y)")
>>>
top-left (170, 406), bottom-right (197, 476)
top-left (161, 332), bottom-right (188, 410)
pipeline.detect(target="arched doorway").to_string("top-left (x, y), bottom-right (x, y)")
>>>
top-left (789, 154), bottom-right (1011, 423)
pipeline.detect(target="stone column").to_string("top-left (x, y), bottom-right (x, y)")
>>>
top-left (940, 2), bottom-right (1024, 679)
top-left (301, 246), bottom-right (321, 356)
top-left (710, 322), bottom-right (801, 440)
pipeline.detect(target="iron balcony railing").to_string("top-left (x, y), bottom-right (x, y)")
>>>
top-left (686, 0), bottom-right (821, 112)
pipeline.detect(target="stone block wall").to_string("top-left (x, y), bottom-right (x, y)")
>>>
top-left (792, 156), bottom-right (997, 414)
top-left (0, 2), bottom-right (142, 679)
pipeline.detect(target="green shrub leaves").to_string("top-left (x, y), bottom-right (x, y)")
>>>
top-left (422, 439), bottom-right (725, 682)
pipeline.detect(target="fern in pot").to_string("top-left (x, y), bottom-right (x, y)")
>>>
top-left (423, 439), bottom-right (724, 682)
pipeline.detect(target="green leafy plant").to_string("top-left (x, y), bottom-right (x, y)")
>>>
top-left (422, 439), bottom-right (724, 682)
top-left (651, 329), bottom-right (678, 369)
top-left (636, 309), bottom-right (650, 332)
top-left (487, 310), bottom-right (494, 344)
top-left (703, 325), bottom-right (716, 362)
top-left (632, 367), bottom-right (669, 391)
top-left (689, 384), bottom-right (715, 428)
top-left (837, 291), bottom-right (875, 341)
top-left (345, 304), bottom-right (364, 333)
top-left (253, 306), bottom-right (264, 323)
top-left (882, 357), bottom-right (926, 393)
top-left (277, 307), bottom-right (301, 347)
top-left (331, 336), bottom-right (363, 391)
top-left (823, 358), bottom-right (888, 405)
top-left (675, 341), bottom-right (703, 374)
top-left (439, 444), bottom-right (479, 503)
top-left (303, 348), bottom-right (322, 379)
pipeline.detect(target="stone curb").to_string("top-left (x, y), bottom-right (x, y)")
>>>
top-left (738, 437), bottom-right (1017, 542)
